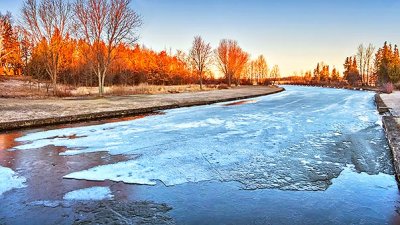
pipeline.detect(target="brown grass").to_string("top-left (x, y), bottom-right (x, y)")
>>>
top-left (93, 84), bottom-right (217, 95)
top-left (55, 87), bottom-right (73, 97)
top-left (0, 77), bottom-right (229, 98)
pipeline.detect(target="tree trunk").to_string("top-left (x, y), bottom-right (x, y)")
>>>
top-left (98, 73), bottom-right (103, 96)
top-left (199, 71), bottom-right (203, 90)
top-left (53, 78), bottom-right (57, 95)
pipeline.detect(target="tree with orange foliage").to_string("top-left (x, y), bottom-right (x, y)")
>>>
top-left (216, 39), bottom-right (249, 87)
top-left (0, 12), bottom-right (21, 76)
top-left (304, 71), bottom-right (312, 83)
top-left (343, 56), bottom-right (360, 85)
top-left (21, 0), bottom-right (73, 94)
top-left (331, 67), bottom-right (340, 82)
top-left (74, 0), bottom-right (142, 96)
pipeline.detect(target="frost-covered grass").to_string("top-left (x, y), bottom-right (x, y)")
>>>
top-left (0, 166), bottom-right (26, 196)
top-left (15, 86), bottom-right (393, 191)
top-left (63, 186), bottom-right (113, 201)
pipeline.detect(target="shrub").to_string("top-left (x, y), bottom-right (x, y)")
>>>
top-left (217, 84), bottom-right (229, 89)
top-left (381, 82), bottom-right (394, 94)
top-left (55, 87), bottom-right (73, 97)
top-left (394, 82), bottom-right (400, 90)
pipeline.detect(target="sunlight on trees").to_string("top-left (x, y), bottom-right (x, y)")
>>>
top-left (270, 65), bottom-right (280, 85)
top-left (189, 36), bottom-right (212, 90)
top-left (0, 2), bottom-right (277, 96)
top-left (280, 42), bottom-right (399, 88)
top-left (74, 0), bottom-right (142, 96)
top-left (342, 42), bottom-right (400, 87)
top-left (244, 55), bottom-right (269, 85)
top-left (4, 0), bottom-right (399, 95)
top-left (375, 42), bottom-right (400, 85)
top-left (0, 12), bottom-right (22, 76)
top-left (215, 39), bottom-right (249, 87)
top-left (343, 56), bottom-right (360, 86)
top-left (21, 0), bottom-right (73, 94)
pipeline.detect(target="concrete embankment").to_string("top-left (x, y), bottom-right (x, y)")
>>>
top-left (378, 92), bottom-right (400, 184)
top-left (0, 86), bottom-right (284, 131)
top-left (382, 116), bottom-right (400, 182)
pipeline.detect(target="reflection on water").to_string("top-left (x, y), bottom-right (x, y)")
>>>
top-left (223, 100), bottom-right (258, 106)
top-left (0, 132), bottom-right (22, 151)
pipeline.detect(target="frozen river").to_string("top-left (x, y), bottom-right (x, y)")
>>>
top-left (0, 86), bottom-right (399, 224)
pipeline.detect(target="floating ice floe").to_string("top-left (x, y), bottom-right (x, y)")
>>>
top-left (0, 166), bottom-right (26, 196)
top-left (63, 186), bottom-right (113, 201)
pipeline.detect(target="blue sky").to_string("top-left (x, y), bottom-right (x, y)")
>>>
top-left (1, 0), bottom-right (400, 76)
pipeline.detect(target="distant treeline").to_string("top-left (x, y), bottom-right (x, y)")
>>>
top-left (281, 42), bottom-right (400, 89)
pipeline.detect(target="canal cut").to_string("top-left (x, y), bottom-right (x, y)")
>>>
top-left (15, 86), bottom-right (394, 191)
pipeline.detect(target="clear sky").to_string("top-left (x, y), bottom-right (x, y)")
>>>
top-left (1, 0), bottom-right (400, 76)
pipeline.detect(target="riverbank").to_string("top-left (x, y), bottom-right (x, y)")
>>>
top-left (378, 91), bottom-right (400, 185)
top-left (0, 86), bottom-right (283, 131)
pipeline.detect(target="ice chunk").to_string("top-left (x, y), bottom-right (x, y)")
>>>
top-left (29, 200), bottom-right (64, 208)
top-left (63, 186), bottom-right (113, 201)
top-left (0, 166), bottom-right (26, 196)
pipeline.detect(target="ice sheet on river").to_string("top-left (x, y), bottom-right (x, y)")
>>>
top-left (16, 86), bottom-right (394, 191)
top-left (0, 166), bottom-right (26, 196)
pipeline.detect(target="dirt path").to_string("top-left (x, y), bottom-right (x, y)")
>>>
top-left (0, 86), bottom-right (283, 131)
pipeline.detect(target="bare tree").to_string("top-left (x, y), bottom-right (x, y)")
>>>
top-left (15, 26), bottom-right (33, 76)
top-left (356, 43), bottom-right (376, 86)
top-left (254, 55), bottom-right (268, 84)
top-left (357, 44), bottom-right (366, 85)
top-left (74, 0), bottom-right (142, 96)
top-left (21, 0), bottom-right (72, 94)
top-left (243, 60), bottom-right (256, 84)
top-left (365, 44), bottom-right (375, 86)
top-left (189, 36), bottom-right (212, 90)
top-left (215, 39), bottom-right (249, 87)
top-left (270, 65), bottom-right (280, 85)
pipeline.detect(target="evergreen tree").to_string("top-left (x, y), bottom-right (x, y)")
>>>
top-left (343, 56), bottom-right (361, 85)
top-left (375, 42), bottom-right (400, 84)
top-left (331, 67), bottom-right (340, 82)
top-left (320, 64), bottom-right (329, 82)
top-left (313, 63), bottom-right (321, 82)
